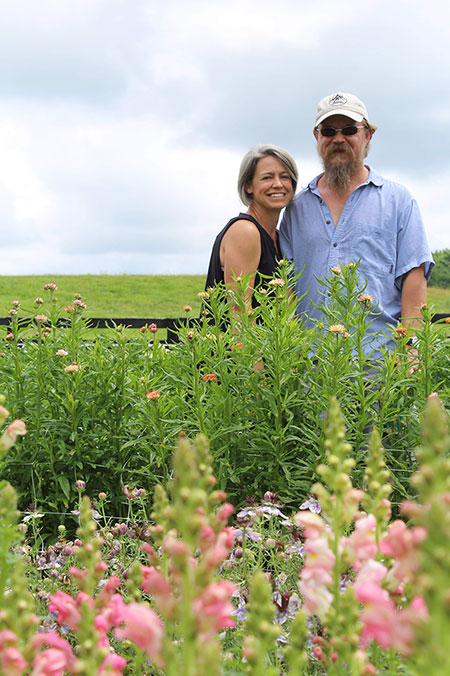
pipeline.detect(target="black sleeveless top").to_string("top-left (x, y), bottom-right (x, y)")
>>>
top-left (205, 214), bottom-right (279, 309)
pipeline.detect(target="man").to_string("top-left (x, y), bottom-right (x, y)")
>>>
top-left (279, 91), bottom-right (434, 356)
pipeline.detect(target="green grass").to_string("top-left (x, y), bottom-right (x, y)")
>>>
top-left (428, 286), bottom-right (450, 314)
top-left (0, 275), bottom-right (448, 318)
top-left (0, 275), bottom-right (205, 317)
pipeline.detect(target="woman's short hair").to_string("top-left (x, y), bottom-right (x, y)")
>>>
top-left (237, 144), bottom-right (298, 206)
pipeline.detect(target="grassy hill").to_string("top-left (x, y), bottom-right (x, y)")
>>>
top-left (0, 275), bottom-right (205, 317)
top-left (0, 275), bottom-right (448, 317)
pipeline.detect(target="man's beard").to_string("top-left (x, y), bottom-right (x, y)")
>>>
top-left (320, 143), bottom-right (367, 192)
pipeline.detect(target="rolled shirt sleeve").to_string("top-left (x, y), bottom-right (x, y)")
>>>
top-left (279, 166), bottom-right (434, 355)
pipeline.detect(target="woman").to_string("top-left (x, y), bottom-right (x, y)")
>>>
top-left (205, 144), bottom-right (298, 313)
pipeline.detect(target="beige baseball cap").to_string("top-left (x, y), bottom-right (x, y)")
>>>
top-left (315, 92), bottom-right (369, 126)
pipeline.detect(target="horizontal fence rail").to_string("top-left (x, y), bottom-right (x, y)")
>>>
top-left (0, 316), bottom-right (196, 343)
top-left (1, 313), bottom-right (449, 344)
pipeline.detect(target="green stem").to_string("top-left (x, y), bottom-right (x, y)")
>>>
top-left (180, 561), bottom-right (195, 676)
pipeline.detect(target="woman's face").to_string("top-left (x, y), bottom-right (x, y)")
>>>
top-left (246, 155), bottom-right (294, 210)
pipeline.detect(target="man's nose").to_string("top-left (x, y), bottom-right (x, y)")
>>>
top-left (333, 130), bottom-right (347, 141)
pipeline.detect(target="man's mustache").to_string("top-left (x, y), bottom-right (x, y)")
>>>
top-left (325, 143), bottom-right (353, 159)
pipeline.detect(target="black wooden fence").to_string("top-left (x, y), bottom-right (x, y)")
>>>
top-left (0, 316), bottom-right (195, 343)
top-left (0, 313), bottom-right (449, 344)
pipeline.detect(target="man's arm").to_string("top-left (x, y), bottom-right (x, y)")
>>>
top-left (401, 264), bottom-right (427, 331)
top-left (401, 265), bottom-right (427, 373)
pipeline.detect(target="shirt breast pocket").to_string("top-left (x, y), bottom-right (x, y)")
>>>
top-left (350, 224), bottom-right (396, 278)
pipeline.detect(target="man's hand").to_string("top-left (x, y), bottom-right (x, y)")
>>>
top-left (405, 344), bottom-right (420, 375)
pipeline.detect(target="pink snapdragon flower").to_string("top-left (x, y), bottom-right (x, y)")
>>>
top-left (299, 575), bottom-right (333, 620)
top-left (162, 534), bottom-right (190, 557)
top-left (355, 581), bottom-right (427, 656)
top-left (199, 524), bottom-right (215, 546)
top-left (31, 633), bottom-right (77, 673)
top-left (216, 502), bottom-right (235, 523)
top-left (67, 565), bottom-right (89, 582)
top-left (141, 567), bottom-right (175, 617)
top-left (356, 581), bottom-right (398, 649)
top-left (341, 488), bottom-right (364, 522)
top-left (99, 652), bottom-right (127, 674)
top-left (48, 590), bottom-right (82, 631)
top-left (394, 596), bottom-right (429, 656)
top-left (354, 560), bottom-right (388, 594)
top-left (97, 575), bottom-right (122, 604)
top-left (114, 603), bottom-right (164, 667)
top-left (29, 649), bottom-right (67, 676)
top-left (203, 527), bottom-right (235, 569)
top-left (1, 647), bottom-right (27, 676)
top-left (97, 593), bottom-right (125, 632)
top-left (0, 419), bottom-right (27, 452)
top-left (299, 536), bottom-right (335, 620)
top-left (303, 534), bottom-right (335, 574)
top-left (296, 511), bottom-right (335, 620)
top-left (342, 514), bottom-right (378, 569)
top-left (0, 630), bottom-right (19, 649)
top-left (380, 519), bottom-right (427, 582)
top-left (294, 511), bottom-right (327, 539)
top-left (193, 580), bottom-right (236, 640)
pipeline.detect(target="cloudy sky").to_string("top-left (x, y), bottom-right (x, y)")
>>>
top-left (0, 0), bottom-right (449, 276)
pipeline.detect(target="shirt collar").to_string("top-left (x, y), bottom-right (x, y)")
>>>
top-left (308, 165), bottom-right (385, 195)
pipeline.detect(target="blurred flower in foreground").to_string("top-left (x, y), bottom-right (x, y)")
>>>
top-left (0, 419), bottom-right (27, 455)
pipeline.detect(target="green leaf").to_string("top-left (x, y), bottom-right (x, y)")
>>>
top-left (58, 475), bottom-right (71, 501)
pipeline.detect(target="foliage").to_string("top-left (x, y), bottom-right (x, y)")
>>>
top-left (0, 269), bottom-right (449, 534)
top-left (1, 394), bottom-right (450, 674)
top-left (428, 248), bottom-right (450, 289)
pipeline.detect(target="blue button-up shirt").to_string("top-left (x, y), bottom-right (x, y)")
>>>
top-left (279, 166), bottom-right (434, 354)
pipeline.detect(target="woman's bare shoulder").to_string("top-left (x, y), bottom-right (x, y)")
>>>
top-left (223, 218), bottom-right (260, 242)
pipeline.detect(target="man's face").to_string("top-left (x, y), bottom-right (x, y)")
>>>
top-left (314, 114), bottom-right (372, 171)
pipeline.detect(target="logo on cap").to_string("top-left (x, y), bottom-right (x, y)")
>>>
top-left (329, 94), bottom-right (347, 106)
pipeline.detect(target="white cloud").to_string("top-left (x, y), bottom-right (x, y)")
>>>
top-left (150, 0), bottom-right (359, 52)
top-left (0, 0), bottom-right (449, 279)
top-left (0, 116), bottom-right (55, 231)
top-left (385, 168), bottom-right (450, 252)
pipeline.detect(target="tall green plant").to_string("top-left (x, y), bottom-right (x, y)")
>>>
top-left (0, 273), bottom-right (448, 531)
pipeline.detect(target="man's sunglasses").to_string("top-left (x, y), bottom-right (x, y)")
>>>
top-left (316, 125), bottom-right (366, 137)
